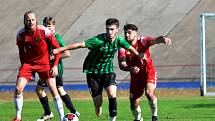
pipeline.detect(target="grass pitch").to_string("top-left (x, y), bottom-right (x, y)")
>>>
top-left (1, 95), bottom-right (215, 121)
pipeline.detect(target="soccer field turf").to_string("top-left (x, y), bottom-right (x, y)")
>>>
top-left (1, 96), bottom-right (215, 121)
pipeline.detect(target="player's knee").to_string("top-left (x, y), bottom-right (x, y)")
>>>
top-left (130, 101), bottom-right (139, 110)
top-left (35, 86), bottom-right (46, 97)
top-left (57, 87), bottom-right (67, 96)
top-left (146, 92), bottom-right (155, 100)
top-left (15, 87), bottom-right (23, 95)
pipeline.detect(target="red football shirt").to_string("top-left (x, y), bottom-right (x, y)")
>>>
top-left (118, 36), bottom-right (156, 73)
top-left (16, 25), bottom-right (60, 66)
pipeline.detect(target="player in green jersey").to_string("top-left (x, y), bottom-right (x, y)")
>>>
top-left (35, 16), bottom-right (80, 121)
top-left (53, 18), bottom-right (144, 121)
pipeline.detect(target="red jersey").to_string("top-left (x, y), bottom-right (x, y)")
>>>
top-left (16, 25), bottom-right (60, 66)
top-left (118, 36), bottom-right (156, 75)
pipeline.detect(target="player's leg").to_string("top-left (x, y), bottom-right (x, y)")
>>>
top-left (104, 73), bottom-right (117, 121)
top-left (35, 79), bottom-right (53, 121)
top-left (105, 85), bottom-right (117, 121)
top-left (145, 72), bottom-right (158, 121)
top-left (13, 77), bottom-right (28, 121)
top-left (46, 77), bottom-right (64, 121)
top-left (86, 73), bottom-right (103, 117)
top-left (130, 82), bottom-right (144, 121)
top-left (130, 97), bottom-right (143, 121)
top-left (12, 64), bottom-right (32, 121)
top-left (57, 77), bottom-right (80, 117)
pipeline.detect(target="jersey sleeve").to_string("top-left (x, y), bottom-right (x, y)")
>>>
top-left (118, 36), bottom-right (130, 49)
top-left (118, 47), bottom-right (126, 58)
top-left (55, 33), bottom-right (65, 47)
top-left (141, 36), bottom-right (153, 47)
top-left (85, 34), bottom-right (103, 50)
top-left (44, 28), bottom-right (61, 66)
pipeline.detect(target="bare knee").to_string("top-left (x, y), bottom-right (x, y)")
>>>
top-left (146, 92), bottom-right (156, 101)
top-left (15, 87), bottom-right (23, 95)
top-left (130, 98), bottom-right (140, 110)
top-left (35, 86), bottom-right (46, 98)
top-left (57, 87), bottom-right (67, 96)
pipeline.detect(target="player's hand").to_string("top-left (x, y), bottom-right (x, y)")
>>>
top-left (137, 53), bottom-right (148, 63)
top-left (164, 37), bottom-right (171, 46)
top-left (130, 66), bottom-right (140, 74)
top-left (53, 49), bottom-right (59, 54)
top-left (50, 54), bottom-right (55, 61)
top-left (50, 65), bottom-right (58, 77)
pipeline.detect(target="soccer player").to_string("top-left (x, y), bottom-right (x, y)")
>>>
top-left (53, 18), bottom-right (143, 121)
top-left (13, 11), bottom-right (64, 121)
top-left (118, 24), bottom-right (171, 121)
top-left (35, 16), bottom-right (80, 121)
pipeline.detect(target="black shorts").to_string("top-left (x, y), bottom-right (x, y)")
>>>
top-left (86, 73), bottom-right (117, 97)
top-left (37, 76), bottom-right (63, 88)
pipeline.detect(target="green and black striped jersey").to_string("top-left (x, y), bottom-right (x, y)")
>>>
top-left (83, 33), bottom-right (130, 74)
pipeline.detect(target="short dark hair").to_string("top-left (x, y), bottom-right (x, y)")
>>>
top-left (106, 18), bottom-right (119, 28)
top-left (123, 24), bottom-right (138, 32)
top-left (43, 16), bottom-right (55, 26)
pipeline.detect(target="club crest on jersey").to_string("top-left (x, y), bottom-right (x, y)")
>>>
top-left (35, 36), bottom-right (41, 42)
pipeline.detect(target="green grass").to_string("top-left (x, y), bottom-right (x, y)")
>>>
top-left (1, 97), bottom-right (215, 121)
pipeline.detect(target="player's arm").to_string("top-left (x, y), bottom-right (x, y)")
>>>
top-left (61, 50), bottom-right (70, 59)
top-left (53, 41), bottom-right (85, 54)
top-left (55, 34), bottom-right (71, 59)
top-left (118, 48), bottom-right (130, 71)
top-left (150, 36), bottom-right (171, 45)
top-left (16, 34), bottom-right (25, 64)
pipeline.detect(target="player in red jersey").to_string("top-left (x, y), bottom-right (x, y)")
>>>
top-left (12, 11), bottom-right (64, 121)
top-left (118, 24), bottom-right (171, 121)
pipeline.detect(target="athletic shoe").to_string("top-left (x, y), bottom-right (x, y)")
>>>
top-left (134, 117), bottom-right (143, 121)
top-left (75, 111), bottom-right (81, 118)
top-left (110, 116), bottom-right (116, 121)
top-left (152, 116), bottom-right (158, 121)
top-left (12, 117), bottom-right (21, 121)
top-left (37, 112), bottom-right (54, 121)
top-left (95, 107), bottom-right (102, 117)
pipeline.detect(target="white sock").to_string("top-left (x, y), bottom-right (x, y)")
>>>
top-left (53, 96), bottom-right (64, 121)
top-left (149, 98), bottom-right (158, 116)
top-left (110, 116), bottom-right (116, 121)
top-left (131, 105), bottom-right (142, 120)
top-left (14, 93), bottom-right (23, 119)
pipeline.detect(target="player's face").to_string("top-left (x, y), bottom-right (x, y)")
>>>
top-left (106, 25), bottom-right (118, 41)
top-left (124, 29), bottom-right (137, 44)
top-left (24, 13), bottom-right (37, 31)
top-left (44, 23), bottom-right (55, 33)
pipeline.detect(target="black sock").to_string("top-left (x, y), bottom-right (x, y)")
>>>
top-left (109, 97), bottom-right (117, 117)
top-left (61, 94), bottom-right (76, 113)
top-left (39, 96), bottom-right (51, 115)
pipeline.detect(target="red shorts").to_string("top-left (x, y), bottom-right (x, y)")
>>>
top-left (17, 63), bottom-right (51, 81)
top-left (130, 70), bottom-right (158, 99)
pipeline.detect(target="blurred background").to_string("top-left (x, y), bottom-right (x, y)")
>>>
top-left (0, 0), bottom-right (215, 91)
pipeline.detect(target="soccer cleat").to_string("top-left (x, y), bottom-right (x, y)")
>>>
top-left (12, 117), bottom-right (22, 121)
top-left (95, 107), bottom-right (102, 117)
top-left (36, 112), bottom-right (54, 121)
top-left (152, 116), bottom-right (158, 121)
top-left (75, 111), bottom-right (81, 118)
top-left (134, 117), bottom-right (143, 121)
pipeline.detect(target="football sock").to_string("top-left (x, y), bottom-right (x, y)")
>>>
top-left (39, 96), bottom-right (51, 115)
top-left (53, 96), bottom-right (64, 120)
top-left (61, 94), bottom-right (76, 113)
top-left (149, 97), bottom-right (158, 116)
top-left (108, 98), bottom-right (117, 117)
top-left (110, 116), bottom-right (116, 121)
top-left (14, 93), bottom-right (23, 119)
top-left (131, 105), bottom-right (142, 120)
